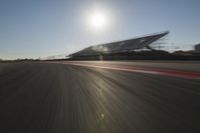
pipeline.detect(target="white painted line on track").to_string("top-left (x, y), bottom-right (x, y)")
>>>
top-left (55, 62), bottom-right (200, 80)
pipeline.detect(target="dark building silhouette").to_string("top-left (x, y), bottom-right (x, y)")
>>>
top-left (194, 43), bottom-right (200, 53)
top-left (69, 31), bottom-right (169, 58)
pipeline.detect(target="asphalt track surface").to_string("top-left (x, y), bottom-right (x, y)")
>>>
top-left (0, 61), bottom-right (200, 133)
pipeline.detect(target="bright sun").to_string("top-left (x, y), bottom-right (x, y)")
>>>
top-left (88, 11), bottom-right (108, 30)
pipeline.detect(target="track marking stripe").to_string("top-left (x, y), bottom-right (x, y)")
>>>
top-left (57, 62), bottom-right (200, 80)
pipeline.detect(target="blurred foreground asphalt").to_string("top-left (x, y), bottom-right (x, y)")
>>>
top-left (0, 61), bottom-right (200, 133)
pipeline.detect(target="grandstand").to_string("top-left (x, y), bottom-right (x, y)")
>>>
top-left (69, 31), bottom-right (169, 58)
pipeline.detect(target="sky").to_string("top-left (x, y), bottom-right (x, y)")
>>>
top-left (0, 0), bottom-right (200, 59)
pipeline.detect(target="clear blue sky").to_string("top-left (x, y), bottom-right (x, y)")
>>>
top-left (0, 0), bottom-right (200, 59)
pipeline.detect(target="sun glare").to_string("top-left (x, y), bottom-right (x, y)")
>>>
top-left (88, 10), bottom-right (108, 30)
